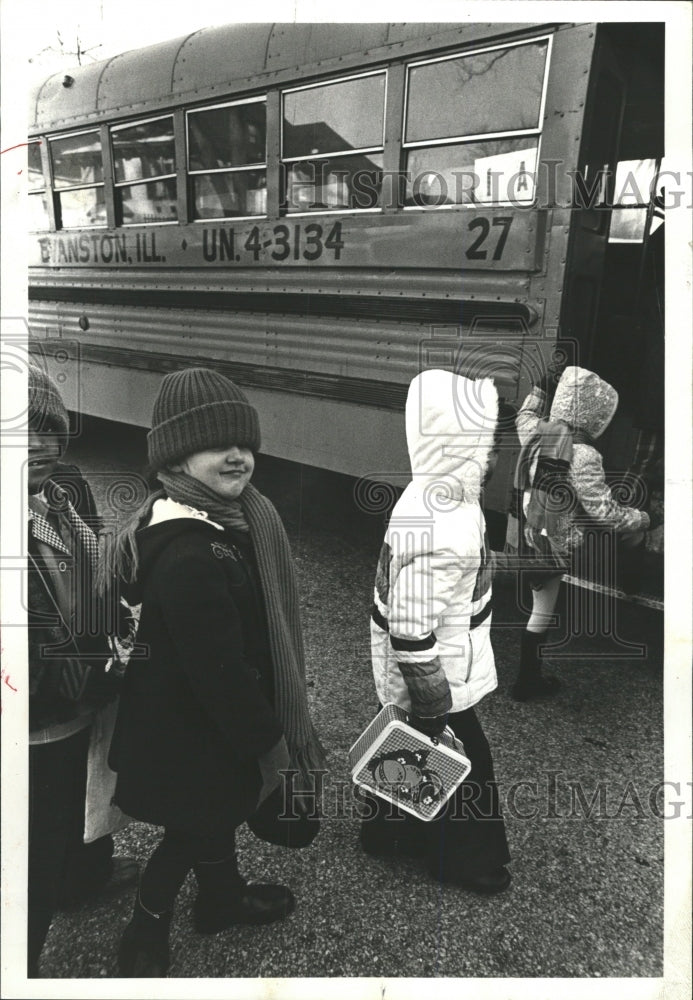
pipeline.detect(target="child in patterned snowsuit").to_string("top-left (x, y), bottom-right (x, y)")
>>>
top-left (508, 365), bottom-right (651, 700)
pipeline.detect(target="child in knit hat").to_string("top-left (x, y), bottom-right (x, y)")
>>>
top-left (26, 363), bottom-right (136, 976)
top-left (103, 367), bottom-right (325, 977)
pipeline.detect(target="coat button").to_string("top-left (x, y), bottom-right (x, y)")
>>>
top-left (58, 561), bottom-right (67, 572)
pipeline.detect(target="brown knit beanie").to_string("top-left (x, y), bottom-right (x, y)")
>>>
top-left (28, 362), bottom-right (70, 450)
top-left (147, 367), bottom-right (261, 469)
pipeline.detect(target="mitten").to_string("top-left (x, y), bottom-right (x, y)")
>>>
top-left (409, 713), bottom-right (449, 738)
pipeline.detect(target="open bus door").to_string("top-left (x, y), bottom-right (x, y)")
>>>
top-left (561, 24), bottom-right (664, 603)
top-left (559, 29), bottom-right (627, 370)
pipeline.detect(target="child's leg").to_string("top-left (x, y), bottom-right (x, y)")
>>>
top-left (191, 832), bottom-right (295, 933)
top-left (359, 788), bottom-right (427, 859)
top-left (138, 829), bottom-right (198, 913)
top-left (118, 829), bottom-right (196, 978)
top-left (426, 707), bottom-right (510, 890)
top-left (512, 574), bottom-right (563, 701)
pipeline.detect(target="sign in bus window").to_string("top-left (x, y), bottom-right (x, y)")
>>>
top-left (405, 138), bottom-right (538, 206)
top-left (405, 39), bottom-right (549, 143)
top-left (283, 74), bottom-right (385, 159)
top-left (188, 102), bottom-right (266, 170)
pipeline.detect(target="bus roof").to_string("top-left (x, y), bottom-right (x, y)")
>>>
top-left (29, 21), bottom-right (552, 134)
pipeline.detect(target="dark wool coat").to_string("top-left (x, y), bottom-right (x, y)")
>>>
top-left (109, 516), bottom-right (284, 836)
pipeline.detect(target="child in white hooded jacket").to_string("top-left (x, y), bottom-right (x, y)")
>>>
top-left (362, 369), bottom-right (511, 893)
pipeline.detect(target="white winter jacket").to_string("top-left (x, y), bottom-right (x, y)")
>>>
top-left (371, 370), bottom-right (498, 716)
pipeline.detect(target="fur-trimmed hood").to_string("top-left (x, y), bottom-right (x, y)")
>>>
top-left (405, 369), bottom-right (498, 502)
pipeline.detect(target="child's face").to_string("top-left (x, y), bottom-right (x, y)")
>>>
top-left (27, 431), bottom-right (61, 494)
top-left (175, 445), bottom-right (255, 499)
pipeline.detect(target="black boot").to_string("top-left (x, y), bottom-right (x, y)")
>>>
top-left (511, 630), bottom-right (562, 702)
top-left (192, 854), bottom-right (295, 934)
top-left (193, 884), bottom-right (295, 933)
top-left (117, 894), bottom-right (171, 978)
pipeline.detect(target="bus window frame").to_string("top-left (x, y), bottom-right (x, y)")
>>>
top-left (280, 67), bottom-right (388, 216)
top-left (401, 34), bottom-right (553, 211)
top-left (28, 139), bottom-right (51, 231)
top-left (186, 94), bottom-right (269, 223)
top-left (608, 158), bottom-right (660, 244)
top-left (110, 112), bottom-right (178, 228)
top-left (48, 127), bottom-right (107, 230)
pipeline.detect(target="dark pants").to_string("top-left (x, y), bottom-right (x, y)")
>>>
top-left (28, 728), bottom-right (90, 975)
top-left (59, 833), bottom-right (114, 907)
top-left (361, 706), bottom-right (510, 881)
top-left (138, 829), bottom-right (244, 915)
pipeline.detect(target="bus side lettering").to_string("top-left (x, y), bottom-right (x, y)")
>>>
top-left (465, 216), bottom-right (513, 262)
top-left (200, 222), bottom-right (347, 263)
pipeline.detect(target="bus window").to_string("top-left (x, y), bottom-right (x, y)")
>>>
top-left (187, 98), bottom-right (267, 219)
top-left (608, 159), bottom-right (658, 243)
top-left (282, 72), bottom-right (386, 213)
top-left (49, 131), bottom-right (106, 228)
top-left (403, 38), bottom-right (550, 206)
top-left (28, 140), bottom-right (50, 230)
top-left (111, 116), bottom-right (177, 225)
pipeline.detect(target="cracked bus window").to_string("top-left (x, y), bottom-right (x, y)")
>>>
top-left (403, 38), bottom-right (549, 207)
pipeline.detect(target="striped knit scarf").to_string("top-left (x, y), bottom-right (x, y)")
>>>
top-left (157, 470), bottom-right (327, 789)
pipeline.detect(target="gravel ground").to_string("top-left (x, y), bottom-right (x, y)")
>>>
top-left (36, 418), bottom-right (667, 985)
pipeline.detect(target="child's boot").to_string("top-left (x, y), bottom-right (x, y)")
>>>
top-left (117, 892), bottom-right (171, 978)
top-left (511, 630), bottom-right (562, 702)
top-left (192, 854), bottom-right (295, 933)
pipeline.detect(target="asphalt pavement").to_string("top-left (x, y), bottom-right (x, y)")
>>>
top-left (37, 419), bottom-right (667, 982)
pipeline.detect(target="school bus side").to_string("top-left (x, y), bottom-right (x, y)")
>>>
top-left (28, 21), bottom-right (622, 511)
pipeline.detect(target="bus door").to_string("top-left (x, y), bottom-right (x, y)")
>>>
top-left (559, 31), bottom-right (626, 371)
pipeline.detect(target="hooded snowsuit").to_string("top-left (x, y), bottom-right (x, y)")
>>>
top-left (515, 366), bottom-right (649, 562)
top-left (371, 369), bottom-right (498, 715)
top-left (362, 370), bottom-right (510, 883)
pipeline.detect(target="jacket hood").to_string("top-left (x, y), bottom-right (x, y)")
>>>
top-left (123, 499), bottom-right (222, 603)
top-left (405, 369), bottom-right (498, 502)
top-left (550, 366), bottom-right (619, 439)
